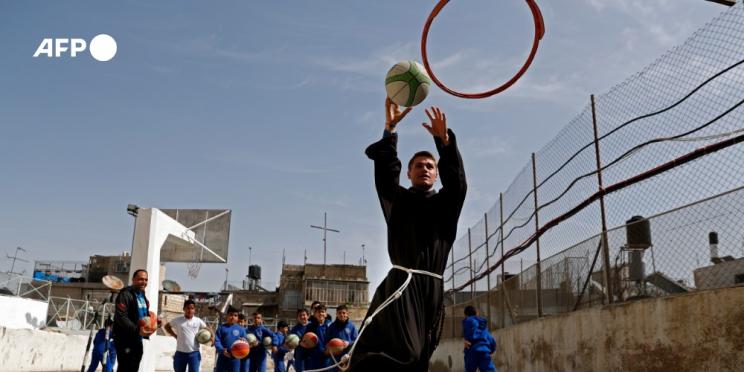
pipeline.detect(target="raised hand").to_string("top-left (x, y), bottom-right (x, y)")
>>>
top-left (385, 97), bottom-right (413, 132)
top-left (422, 106), bottom-right (449, 145)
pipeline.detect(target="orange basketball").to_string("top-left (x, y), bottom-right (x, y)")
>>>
top-left (231, 339), bottom-right (251, 359)
top-left (138, 311), bottom-right (157, 332)
top-left (326, 338), bottom-right (347, 356)
top-left (300, 332), bottom-right (318, 348)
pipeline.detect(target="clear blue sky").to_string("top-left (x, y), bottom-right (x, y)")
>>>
top-left (0, 1), bottom-right (724, 291)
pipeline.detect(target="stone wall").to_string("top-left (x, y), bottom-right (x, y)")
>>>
top-left (430, 285), bottom-right (744, 371)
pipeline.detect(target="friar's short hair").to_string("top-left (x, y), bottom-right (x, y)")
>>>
top-left (408, 151), bottom-right (437, 170)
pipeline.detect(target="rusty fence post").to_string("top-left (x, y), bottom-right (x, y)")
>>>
top-left (531, 153), bottom-right (544, 318)
top-left (590, 94), bottom-right (614, 304)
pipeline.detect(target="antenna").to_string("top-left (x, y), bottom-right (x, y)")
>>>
top-left (7, 247), bottom-right (29, 275)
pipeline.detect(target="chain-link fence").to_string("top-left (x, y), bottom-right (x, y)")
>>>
top-left (444, 3), bottom-right (744, 337)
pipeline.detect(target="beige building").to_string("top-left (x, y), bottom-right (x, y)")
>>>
top-left (277, 263), bottom-right (369, 322)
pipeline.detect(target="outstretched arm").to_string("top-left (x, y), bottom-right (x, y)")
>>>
top-left (422, 106), bottom-right (449, 145)
top-left (385, 97), bottom-right (412, 134)
top-left (423, 106), bottom-right (466, 210)
top-left (365, 98), bottom-right (413, 220)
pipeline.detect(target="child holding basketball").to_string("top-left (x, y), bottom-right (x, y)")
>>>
top-left (323, 304), bottom-right (357, 370)
top-left (214, 307), bottom-right (247, 372)
top-left (289, 308), bottom-right (310, 372)
top-left (303, 303), bottom-right (331, 370)
top-left (271, 320), bottom-right (290, 372)
top-left (246, 312), bottom-right (272, 372)
top-left (164, 300), bottom-right (210, 372)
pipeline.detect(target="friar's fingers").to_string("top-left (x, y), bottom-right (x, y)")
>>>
top-left (425, 108), bottom-right (435, 122)
top-left (422, 123), bottom-right (434, 136)
top-left (392, 106), bottom-right (412, 126)
top-left (385, 97), bottom-right (393, 122)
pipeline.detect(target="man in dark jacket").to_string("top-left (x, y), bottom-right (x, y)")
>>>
top-left (462, 306), bottom-right (496, 372)
top-left (349, 98), bottom-right (466, 371)
top-left (114, 269), bottom-right (155, 371)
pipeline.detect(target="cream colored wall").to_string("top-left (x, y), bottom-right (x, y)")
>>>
top-left (0, 328), bottom-right (217, 372)
top-left (430, 285), bottom-right (744, 372)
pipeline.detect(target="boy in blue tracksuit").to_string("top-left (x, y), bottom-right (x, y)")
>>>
top-left (462, 306), bottom-right (497, 372)
top-left (271, 320), bottom-right (290, 372)
top-left (246, 312), bottom-right (272, 372)
top-left (302, 303), bottom-right (330, 370)
top-left (289, 308), bottom-right (310, 372)
top-left (214, 307), bottom-right (247, 372)
top-left (323, 304), bottom-right (357, 370)
top-left (87, 318), bottom-right (116, 372)
top-left (237, 314), bottom-right (249, 372)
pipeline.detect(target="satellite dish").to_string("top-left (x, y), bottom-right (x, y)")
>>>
top-left (102, 275), bottom-right (124, 291)
top-left (162, 280), bottom-right (182, 292)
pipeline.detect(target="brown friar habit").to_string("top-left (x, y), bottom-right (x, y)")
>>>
top-left (350, 129), bottom-right (466, 371)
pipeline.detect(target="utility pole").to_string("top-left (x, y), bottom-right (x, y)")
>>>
top-left (7, 247), bottom-right (28, 275)
top-left (310, 212), bottom-right (340, 265)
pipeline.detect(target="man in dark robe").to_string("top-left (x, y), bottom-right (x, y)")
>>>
top-left (349, 98), bottom-right (466, 371)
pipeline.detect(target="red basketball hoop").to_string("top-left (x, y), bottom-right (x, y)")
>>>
top-left (421, 0), bottom-right (546, 99)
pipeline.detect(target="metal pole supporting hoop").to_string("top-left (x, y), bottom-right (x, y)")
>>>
top-left (421, 0), bottom-right (545, 99)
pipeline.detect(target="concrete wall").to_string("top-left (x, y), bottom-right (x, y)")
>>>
top-left (430, 285), bottom-right (744, 372)
top-left (0, 295), bottom-right (48, 330)
top-left (0, 327), bottom-right (216, 371)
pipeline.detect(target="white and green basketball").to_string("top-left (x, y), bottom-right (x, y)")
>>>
top-left (195, 328), bottom-right (212, 344)
top-left (385, 60), bottom-right (431, 107)
top-left (285, 333), bottom-right (300, 349)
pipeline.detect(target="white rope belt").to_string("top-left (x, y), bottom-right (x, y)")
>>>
top-left (391, 264), bottom-right (443, 280)
top-left (304, 265), bottom-right (442, 372)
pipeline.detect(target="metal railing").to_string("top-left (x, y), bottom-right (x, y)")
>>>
top-left (0, 272), bottom-right (52, 301)
top-left (46, 297), bottom-right (114, 330)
